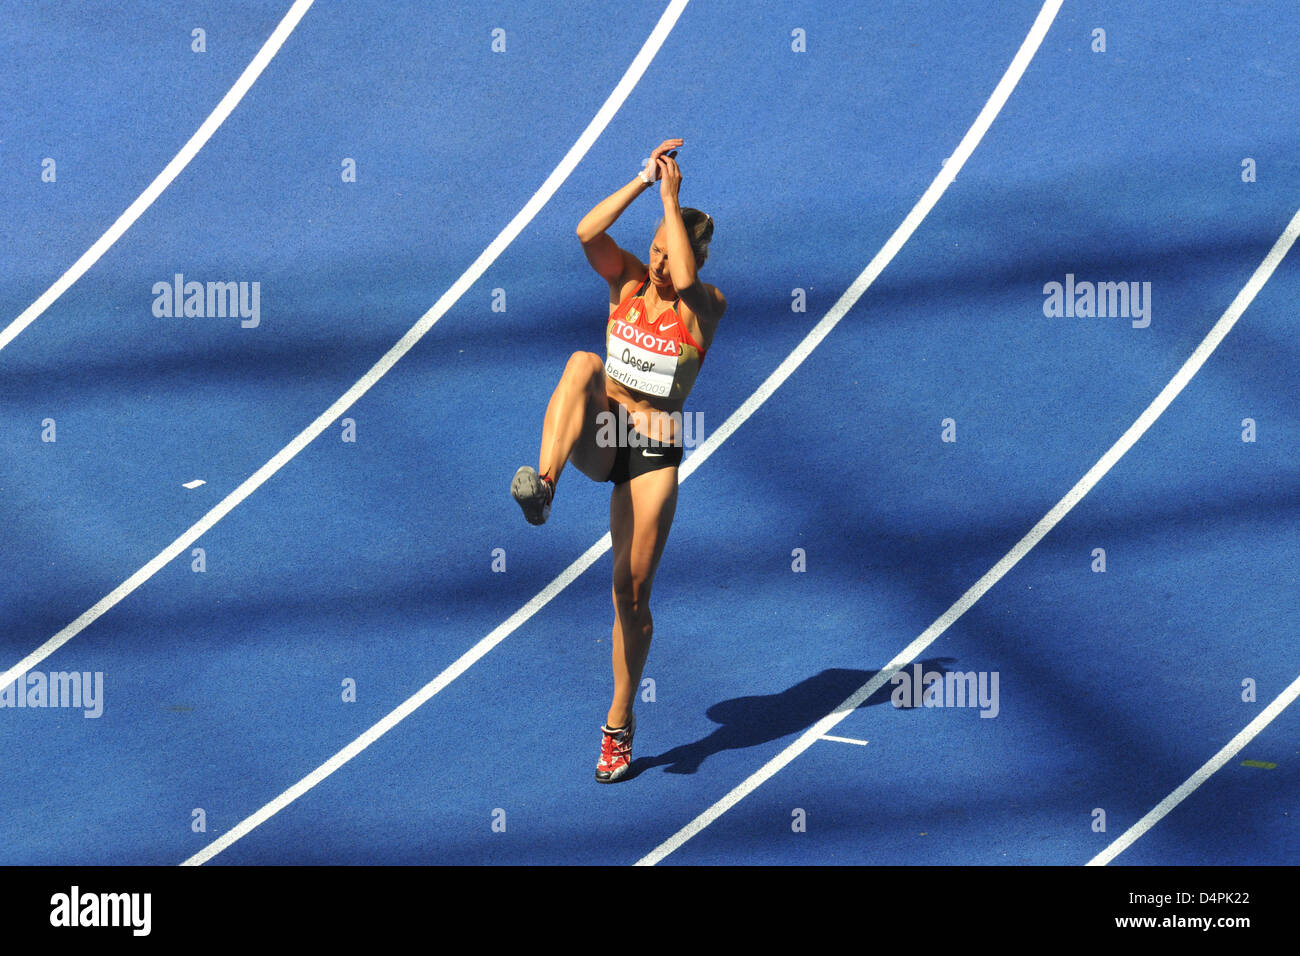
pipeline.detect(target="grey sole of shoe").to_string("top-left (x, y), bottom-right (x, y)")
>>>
top-left (511, 466), bottom-right (548, 525)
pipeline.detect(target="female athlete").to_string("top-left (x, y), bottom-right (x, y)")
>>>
top-left (510, 137), bottom-right (726, 782)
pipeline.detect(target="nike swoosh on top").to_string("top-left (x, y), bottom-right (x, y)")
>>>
top-left (659, 321), bottom-right (677, 332)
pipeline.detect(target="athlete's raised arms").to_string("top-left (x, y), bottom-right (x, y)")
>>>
top-left (577, 139), bottom-right (683, 306)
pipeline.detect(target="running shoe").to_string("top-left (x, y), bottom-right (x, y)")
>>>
top-left (511, 466), bottom-right (553, 525)
top-left (595, 713), bottom-right (636, 783)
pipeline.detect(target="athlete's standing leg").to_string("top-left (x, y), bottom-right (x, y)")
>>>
top-left (597, 465), bottom-right (678, 782)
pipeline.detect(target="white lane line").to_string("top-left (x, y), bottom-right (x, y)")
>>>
top-left (1088, 671), bottom-right (1300, 866)
top-left (183, 531), bottom-right (614, 866)
top-left (637, 209), bottom-right (1300, 867)
top-left (636, 12), bottom-right (1300, 869)
top-left (0, 0), bottom-right (693, 704)
top-left (172, 4), bottom-right (691, 864)
top-left (820, 735), bottom-right (869, 747)
top-left (638, 203), bottom-right (1300, 866)
top-left (185, 0), bottom-right (1062, 867)
top-left (0, 0), bottom-right (316, 355)
top-left (676, 0), bottom-right (1060, 484)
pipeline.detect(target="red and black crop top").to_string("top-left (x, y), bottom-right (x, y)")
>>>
top-left (604, 276), bottom-right (706, 402)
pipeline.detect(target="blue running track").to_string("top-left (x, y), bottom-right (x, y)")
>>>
top-left (1, 0), bottom-right (1296, 865)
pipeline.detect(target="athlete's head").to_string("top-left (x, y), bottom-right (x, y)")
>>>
top-left (650, 208), bottom-right (714, 283)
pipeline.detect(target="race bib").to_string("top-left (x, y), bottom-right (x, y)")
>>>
top-left (606, 318), bottom-right (680, 398)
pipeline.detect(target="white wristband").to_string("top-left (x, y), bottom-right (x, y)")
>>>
top-left (637, 166), bottom-right (655, 186)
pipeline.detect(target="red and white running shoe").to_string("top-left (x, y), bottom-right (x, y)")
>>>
top-left (595, 713), bottom-right (636, 784)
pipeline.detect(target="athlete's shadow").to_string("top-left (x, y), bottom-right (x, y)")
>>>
top-left (626, 659), bottom-right (957, 779)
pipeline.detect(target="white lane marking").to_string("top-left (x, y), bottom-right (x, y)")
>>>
top-left (637, 201), bottom-right (1300, 866)
top-left (1088, 672), bottom-right (1300, 866)
top-left (0, 0), bottom-right (316, 355)
top-left (185, 0), bottom-right (1064, 867)
top-left (168, 3), bottom-right (695, 865)
top-left (182, 480), bottom-right (206, 490)
top-left (0, 0), bottom-right (693, 703)
top-left (820, 735), bottom-right (869, 747)
top-left (183, 532), bottom-right (614, 866)
top-left (675, 1), bottom-right (1061, 486)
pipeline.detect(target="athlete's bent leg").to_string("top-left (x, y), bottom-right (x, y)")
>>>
top-left (513, 352), bottom-right (616, 525)
top-left (539, 351), bottom-right (616, 485)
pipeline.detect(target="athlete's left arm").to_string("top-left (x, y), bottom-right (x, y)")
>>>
top-left (658, 156), bottom-right (726, 323)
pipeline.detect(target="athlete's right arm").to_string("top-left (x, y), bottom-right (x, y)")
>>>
top-left (578, 139), bottom-right (684, 295)
top-left (576, 176), bottom-right (652, 287)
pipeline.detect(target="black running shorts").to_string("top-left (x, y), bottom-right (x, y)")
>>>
top-left (606, 439), bottom-right (684, 485)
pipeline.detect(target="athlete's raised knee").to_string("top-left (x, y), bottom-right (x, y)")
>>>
top-left (564, 350), bottom-right (604, 386)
